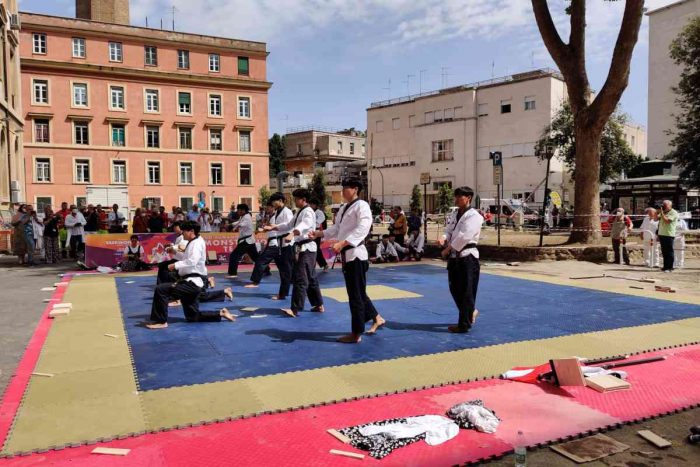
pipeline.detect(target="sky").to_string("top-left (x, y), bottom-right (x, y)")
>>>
top-left (19, 0), bottom-right (680, 135)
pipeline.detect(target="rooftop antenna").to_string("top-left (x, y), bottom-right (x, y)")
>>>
top-left (146, 16), bottom-right (149, 27)
top-left (491, 61), bottom-right (495, 78)
top-left (405, 74), bottom-right (415, 96)
top-left (441, 67), bottom-right (450, 88)
top-left (381, 78), bottom-right (391, 100)
top-left (160, 18), bottom-right (163, 30)
top-left (171, 5), bottom-right (177, 31)
top-left (531, 51), bottom-right (535, 68)
top-left (419, 69), bottom-right (427, 94)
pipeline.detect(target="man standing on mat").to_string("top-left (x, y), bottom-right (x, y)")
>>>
top-left (227, 203), bottom-right (258, 278)
top-left (310, 197), bottom-right (329, 271)
top-left (157, 221), bottom-right (184, 284)
top-left (146, 221), bottom-right (235, 329)
top-left (309, 178), bottom-right (385, 343)
top-left (245, 193), bottom-right (293, 300)
top-left (439, 186), bottom-right (483, 334)
top-left (265, 188), bottom-right (324, 317)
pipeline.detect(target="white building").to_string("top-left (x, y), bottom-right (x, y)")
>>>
top-left (367, 69), bottom-right (572, 211)
top-left (647, 0), bottom-right (700, 160)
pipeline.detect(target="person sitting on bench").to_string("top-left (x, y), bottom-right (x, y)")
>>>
top-left (374, 234), bottom-right (400, 263)
top-left (146, 221), bottom-right (235, 329)
top-left (406, 228), bottom-right (425, 261)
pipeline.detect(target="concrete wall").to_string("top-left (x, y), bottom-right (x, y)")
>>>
top-left (647, 0), bottom-right (700, 160)
top-left (76, 0), bottom-right (130, 25)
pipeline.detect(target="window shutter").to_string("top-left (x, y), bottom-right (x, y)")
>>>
top-left (179, 93), bottom-right (191, 105)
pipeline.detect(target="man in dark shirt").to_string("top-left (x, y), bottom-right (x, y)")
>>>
top-left (84, 205), bottom-right (99, 232)
top-left (148, 208), bottom-right (165, 233)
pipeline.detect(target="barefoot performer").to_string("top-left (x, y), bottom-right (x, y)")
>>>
top-left (147, 221), bottom-right (235, 329)
top-left (309, 178), bottom-right (385, 343)
top-left (265, 188), bottom-right (324, 317)
top-left (227, 203), bottom-right (258, 278)
top-left (439, 186), bottom-right (483, 334)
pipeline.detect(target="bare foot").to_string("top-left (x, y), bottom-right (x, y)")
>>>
top-left (208, 276), bottom-right (216, 288)
top-left (224, 287), bottom-right (233, 301)
top-left (311, 305), bottom-right (325, 313)
top-left (146, 322), bottom-right (168, 329)
top-left (366, 315), bottom-right (386, 334)
top-left (220, 308), bottom-right (236, 322)
top-left (337, 333), bottom-right (361, 344)
top-left (244, 283), bottom-right (259, 288)
top-left (470, 309), bottom-right (479, 325)
top-left (168, 300), bottom-right (181, 307)
top-left (281, 308), bottom-right (297, 318)
top-left (270, 295), bottom-right (284, 300)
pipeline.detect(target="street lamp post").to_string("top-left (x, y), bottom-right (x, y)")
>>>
top-left (539, 145), bottom-right (555, 247)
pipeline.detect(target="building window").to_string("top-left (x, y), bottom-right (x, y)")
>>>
top-left (296, 143), bottom-right (303, 155)
top-left (210, 163), bottom-right (223, 185)
top-left (34, 119), bottom-right (50, 143)
top-left (110, 85), bottom-right (125, 110)
top-left (212, 197), bottom-right (224, 212)
top-left (500, 100), bottom-right (512, 114)
top-left (74, 122), bottom-right (89, 145)
top-left (178, 92), bottom-right (192, 114)
top-left (444, 108), bottom-right (455, 120)
top-left (33, 79), bottom-right (49, 104)
top-left (392, 118), bottom-right (400, 130)
top-left (431, 139), bottom-right (454, 162)
top-left (209, 129), bottom-right (222, 150)
top-left (109, 42), bottom-right (122, 62)
top-left (337, 140), bottom-right (343, 154)
top-left (72, 37), bottom-right (86, 58)
top-left (75, 159), bottom-right (91, 183)
top-left (376, 120), bottom-right (384, 132)
top-left (141, 197), bottom-right (161, 209)
top-left (209, 53), bottom-right (220, 72)
top-left (524, 96), bottom-right (536, 111)
top-left (146, 126), bottom-right (160, 148)
top-left (238, 56), bottom-right (249, 75)
top-left (631, 135), bottom-right (636, 146)
top-left (180, 197), bottom-right (193, 211)
top-left (177, 50), bottom-right (190, 69)
top-left (209, 94), bottom-right (222, 116)
top-left (238, 97), bottom-right (251, 118)
top-left (111, 124), bottom-right (126, 147)
top-left (179, 127), bottom-right (193, 150)
top-left (239, 163), bottom-right (252, 185)
top-left (76, 197), bottom-right (87, 208)
top-left (145, 89), bottom-right (159, 112)
top-left (36, 197), bottom-right (52, 212)
top-left (179, 162), bottom-right (193, 184)
top-left (424, 112), bottom-right (434, 124)
top-left (73, 83), bottom-right (88, 107)
top-left (432, 181), bottom-right (453, 190)
top-left (32, 33), bottom-right (47, 54)
top-left (112, 160), bottom-right (126, 183)
top-left (350, 142), bottom-right (355, 155)
top-left (478, 103), bottom-right (488, 116)
top-left (36, 158), bottom-right (51, 182)
top-left (144, 45), bottom-right (158, 66)
top-left (239, 131), bottom-right (251, 152)
top-left (147, 162), bottom-right (161, 184)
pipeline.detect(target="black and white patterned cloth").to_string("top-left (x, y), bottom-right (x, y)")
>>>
top-left (446, 399), bottom-right (499, 430)
top-left (339, 417), bottom-right (427, 459)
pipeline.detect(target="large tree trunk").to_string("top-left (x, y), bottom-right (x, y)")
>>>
top-left (570, 121), bottom-right (603, 243)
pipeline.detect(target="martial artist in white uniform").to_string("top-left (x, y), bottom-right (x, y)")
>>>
top-left (639, 208), bottom-right (659, 267)
top-left (227, 203), bottom-right (258, 277)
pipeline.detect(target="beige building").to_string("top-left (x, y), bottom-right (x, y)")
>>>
top-left (367, 69), bottom-right (572, 211)
top-left (622, 123), bottom-right (647, 159)
top-left (647, 0), bottom-right (699, 160)
top-left (284, 127), bottom-right (365, 175)
top-left (0, 0), bottom-right (25, 211)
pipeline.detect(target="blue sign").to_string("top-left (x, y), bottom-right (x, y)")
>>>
top-left (490, 151), bottom-right (503, 167)
top-left (198, 200), bottom-right (205, 209)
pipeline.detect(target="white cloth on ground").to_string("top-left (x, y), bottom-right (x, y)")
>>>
top-left (358, 415), bottom-right (459, 446)
top-left (447, 403), bottom-right (500, 433)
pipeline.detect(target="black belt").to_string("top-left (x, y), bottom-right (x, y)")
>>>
top-left (237, 235), bottom-right (252, 244)
top-left (340, 241), bottom-right (365, 264)
top-left (295, 239), bottom-right (313, 246)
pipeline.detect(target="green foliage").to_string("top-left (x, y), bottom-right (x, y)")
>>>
top-left (258, 185), bottom-right (272, 209)
top-left (667, 16), bottom-right (700, 188)
top-left (310, 170), bottom-right (327, 208)
top-left (268, 133), bottom-right (286, 177)
top-left (410, 185), bottom-right (422, 212)
top-left (535, 101), bottom-right (642, 183)
top-left (437, 183), bottom-right (454, 214)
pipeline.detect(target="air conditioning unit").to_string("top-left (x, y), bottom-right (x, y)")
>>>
top-left (10, 14), bottom-right (21, 31)
top-left (10, 180), bottom-right (20, 191)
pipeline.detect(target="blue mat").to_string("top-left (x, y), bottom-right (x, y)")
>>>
top-left (115, 264), bottom-right (700, 391)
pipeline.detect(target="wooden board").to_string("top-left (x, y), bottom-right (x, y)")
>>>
top-left (40, 287), bottom-right (56, 292)
top-left (329, 449), bottom-right (364, 460)
top-left (550, 434), bottom-right (629, 463)
top-left (49, 309), bottom-right (70, 318)
top-left (92, 447), bottom-right (131, 456)
top-left (585, 374), bottom-right (631, 393)
top-left (637, 430), bottom-right (672, 448)
top-left (52, 303), bottom-right (72, 309)
top-left (327, 428), bottom-right (351, 444)
top-left (240, 307), bottom-right (258, 312)
top-left (31, 372), bottom-right (54, 378)
top-left (550, 358), bottom-right (586, 386)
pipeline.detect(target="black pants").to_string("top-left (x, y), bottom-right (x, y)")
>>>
top-left (315, 238), bottom-right (328, 268)
top-left (447, 255), bottom-right (480, 331)
top-left (150, 280), bottom-right (221, 324)
top-left (157, 259), bottom-right (178, 284)
top-left (343, 259), bottom-right (378, 335)
top-left (612, 238), bottom-right (630, 264)
top-left (658, 235), bottom-right (675, 271)
top-left (291, 250), bottom-right (323, 312)
top-left (394, 234), bottom-right (405, 246)
top-left (409, 248), bottom-right (423, 261)
top-left (200, 288), bottom-right (227, 302)
top-left (228, 241), bottom-right (259, 275)
top-left (250, 245), bottom-right (293, 298)
top-left (69, 235), bottom-right (83, 259)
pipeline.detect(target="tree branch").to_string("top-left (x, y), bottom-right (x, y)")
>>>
top-left (531, 0), bottom-right (569, 67)
top-left (569, 0), bottom-right (586, 61)
top-left (589, 0), bottom-right (645, 127)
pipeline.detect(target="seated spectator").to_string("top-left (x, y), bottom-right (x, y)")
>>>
top-left (406, 228), bottom-right (425, 261)
top-left (388, 233), bottom-right (408, 260)
top-left (119, 235), bottom-right (152, 272)
top-left (132, 208), bottom-right (149, 233)
top-left (374, 234), bottom-right (400, 263)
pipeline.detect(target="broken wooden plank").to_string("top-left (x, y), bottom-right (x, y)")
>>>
top-left (104, 334), bottom-right (119, 339)
top-left (550, 358), bottom-right (586, 386)
top-left (629, 286), bottom-right (644, 290)
top-left (637, 430), bottom-right (672, 448)
top-left (654, 286), bottom-right (676, 293)
top-left (330, 449), bottom-right (364, 460)
top-left (41, 287), bottom-right (57, 292)
top-left (570, 275), bottom-right (606, 280)
top-left (91, 447), bottom-right (131, 456)
top-left (327, 429), bottom-right (351, 444)
top-left (52, 303), bottom-right (72, 309)
top-left (49, 309), bottom-right (70, 318)
top-left (31, 372), bottom-right (54, 378)
top-left (506, 262), bottom-right (521, 266)
top-left (240, 307), bottom-right (258, 312)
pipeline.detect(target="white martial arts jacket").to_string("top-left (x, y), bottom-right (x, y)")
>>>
top-left (268, 207), bottom-right (293, 248)
top-left (315, 209), bottom-right (326, 229)
top-left (377, 241), bottom-right (399, 258)
top-left (408, 232), bottom-right (425, 253)
top-left (174, 235), bottom-right (207, 288)
top-left (64, 212), bottom-right (86, 236)
top-left (442, 208), bottom-right (483, 259)
top-left (276, 205), bottom-right (317, 252)
top-left (323, 198), bottom-right (372, 262)
top-left (639, 217), bottom-right (658, 242)
top-left (232, 213), bottom-right (255, 244)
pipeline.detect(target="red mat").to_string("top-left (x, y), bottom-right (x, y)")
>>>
top-left (2, 346), bottom-right (699, 466)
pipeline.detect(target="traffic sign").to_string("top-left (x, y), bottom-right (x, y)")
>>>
top-left (420, 172), bottom-right (431, 185)
top-left (493, 165), bottom-right (502, 186)
top-left (490, 151), bottom-right (502, 166)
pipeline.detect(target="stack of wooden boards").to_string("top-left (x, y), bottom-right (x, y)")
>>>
top-left (48, 302), bottom-right (72, 318)
top-left (549, 358), bottom-right (631, 393)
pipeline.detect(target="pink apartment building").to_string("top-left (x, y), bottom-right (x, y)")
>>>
top-left (20, 6), bottom-right (271, 214)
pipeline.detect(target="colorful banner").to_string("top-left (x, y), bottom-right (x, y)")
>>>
top-left (84, 232), bottom-right (338, 268)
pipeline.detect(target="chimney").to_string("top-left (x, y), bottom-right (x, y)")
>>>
top-left (76, 0), bottom-right (130, 25)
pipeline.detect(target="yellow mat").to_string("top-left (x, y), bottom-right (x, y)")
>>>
top-left (322, 284), bottom-right (422, 302)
